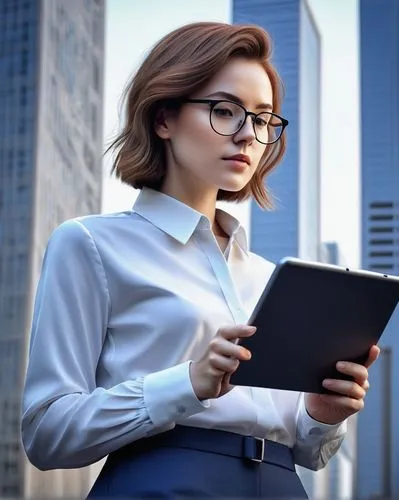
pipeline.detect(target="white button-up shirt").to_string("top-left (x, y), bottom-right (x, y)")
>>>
top-left (22, 187), bottom-right (346, 471)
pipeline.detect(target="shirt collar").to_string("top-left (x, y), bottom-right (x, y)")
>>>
top-left (133, 187), bottom-right (249, 255)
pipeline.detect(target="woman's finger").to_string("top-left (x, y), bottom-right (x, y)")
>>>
top-left (208, 352), bottom-right (240, 374)
top-left (336, 361), bottom-right (368, 385)
top-left (364, 345), bottom-right (380, 368)
top-left (211, 337), bottom-right (252, 361)
top-left (217, 325), bottom-right (256, 341)
top-left (362, 379), bottom-right (370, 391)
top-left (322, 379), bottom-right (366, 400)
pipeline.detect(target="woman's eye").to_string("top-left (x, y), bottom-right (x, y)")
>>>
top-left (214, 107), bottom-right (233, 117)
top-left (255, 117), bottom-right (268, 127)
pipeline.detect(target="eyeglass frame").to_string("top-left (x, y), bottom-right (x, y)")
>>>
top-left (181, 98), bottom-right (289, 145)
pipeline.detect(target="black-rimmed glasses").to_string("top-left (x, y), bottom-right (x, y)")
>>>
top-left (182, 99), bottom-right (288, 145)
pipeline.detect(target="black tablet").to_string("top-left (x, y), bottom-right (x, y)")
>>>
top-left (230, 257), bottom-right (399, 393)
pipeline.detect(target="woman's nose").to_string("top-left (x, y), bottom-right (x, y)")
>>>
top-left (233, 116), bottom-right (256, 144)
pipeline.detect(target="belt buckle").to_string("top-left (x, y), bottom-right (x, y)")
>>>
top-left (244, 436), bottom-right (265, 463)
top-left (252, 437), bottom-right (265, 463)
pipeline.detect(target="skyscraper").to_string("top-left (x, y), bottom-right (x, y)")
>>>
top-left (233, 0), bottom-right (322, 496)
top-left (357, 0), bottom-right (399, 497)
top-left (0, 0), bottom-right (105, 497)
top-left (233, 0), bottom-right (321, 265)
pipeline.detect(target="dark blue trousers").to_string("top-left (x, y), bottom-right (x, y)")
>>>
top-left (87, 427), bottom-right (308, 498)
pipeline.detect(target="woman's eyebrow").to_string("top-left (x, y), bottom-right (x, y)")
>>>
top-left (204, 91), bottom-right (273, 110)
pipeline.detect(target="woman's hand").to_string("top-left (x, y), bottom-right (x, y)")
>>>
top-left (189, 325), bottom-right (256, 400)
top-left (305, 345), bottom-right (380, 425)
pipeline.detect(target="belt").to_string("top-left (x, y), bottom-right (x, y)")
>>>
top-left (113, 426), bottom-right (295, 472)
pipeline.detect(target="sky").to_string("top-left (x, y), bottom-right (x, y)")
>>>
top-left (102, 0), bottom-right (360, 267)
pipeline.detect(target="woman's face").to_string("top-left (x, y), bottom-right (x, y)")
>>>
top-left (156, 57), bottom-right (274, 197)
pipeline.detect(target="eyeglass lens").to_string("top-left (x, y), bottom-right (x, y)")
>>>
top-left (210, 101), bottom-right (283, 144)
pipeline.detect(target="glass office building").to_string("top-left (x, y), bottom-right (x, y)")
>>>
top-left (233, 0), bottom-right (321, 264)
top-left (357, 0), bottom-right (399, 497)
top-left (0, 0), bottom-right (105, 497)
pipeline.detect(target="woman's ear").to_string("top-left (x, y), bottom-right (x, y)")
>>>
top-left (154, 108), bottom-right (175, 139)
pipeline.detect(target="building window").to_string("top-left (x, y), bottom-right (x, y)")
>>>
top-left (92, 15), bottom-right (99, 45)
top-left (20, 86), bottom-right (27, 107)
top-left (84, 141), bottom-right (95, 173)
top-left (369, 227), bottom-right (393, 233)
top-left (369, 264), bottom-right (394, 270)
top-left (369, 239), bottom-right (393, 245)
top-left (369, 251), bottom-right (393, 258)
top-left (18, 119), bottom-right (26, 134)
top-left (86, 183), bottom-right (94, 200)
top-left (4, 462), bottom-right (18, 475)
top-left (1, 485), bottom-right (20, 497)
top-left (17, 150), bottom-right (26, 173)
top-left (369, 215), bottom-right (394, 221)
top-left (370, 202), bottom-right (393, 209)
top-left (91, 103), bottom-right (97, 139)
top-left (17, 185), bottom-right (28, 205)
top-left (21, 50), bottom-right (28, 75)
top-left (93, 58), bottom-right (99, 93)
top-left (22, 21), bottom-right (29, 42)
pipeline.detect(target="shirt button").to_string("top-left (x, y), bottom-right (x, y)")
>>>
top-left (177, 405), bottom-right (186, 414)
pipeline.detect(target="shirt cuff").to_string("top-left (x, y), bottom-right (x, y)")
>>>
top-left (143, 361), bottom-right (210, 427)
top-left (296, 393), bottom-right (347, 441)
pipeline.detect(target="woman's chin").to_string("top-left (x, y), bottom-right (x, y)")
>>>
top-left (217, 179), bottom-right (249, 193)
top-left (217, 170), bottom-right (252, 191)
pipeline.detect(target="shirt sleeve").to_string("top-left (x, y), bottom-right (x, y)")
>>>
top-left (293, 393), bottom-right (347, 470)
top-left (21, 219), bottom-right (208, 471)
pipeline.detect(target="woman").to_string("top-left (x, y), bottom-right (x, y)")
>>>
top-left (21, 22), bottom-right (379, 498)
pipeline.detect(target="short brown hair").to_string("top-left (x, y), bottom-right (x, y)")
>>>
top-left (108, 22), bottom-right (286, 209)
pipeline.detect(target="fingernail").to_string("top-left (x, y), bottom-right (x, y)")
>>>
top-left (242, 348), bottom-right (252, 360)
top-left (337, 362), bottom-right (346, 369)
top-left (246, 326), bottom-right (257, 333)
top-left (323, 379), bottom-right (333, 386)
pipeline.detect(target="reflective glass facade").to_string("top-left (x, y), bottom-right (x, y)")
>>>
top-left (0, 0), bottom-right (105, 497)
top-left (0, 2), bottom-right (40, 496)
top-left (233, 0), bottom-right (320, 264)
top-left (358, 0), bottom-right (399, 497)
